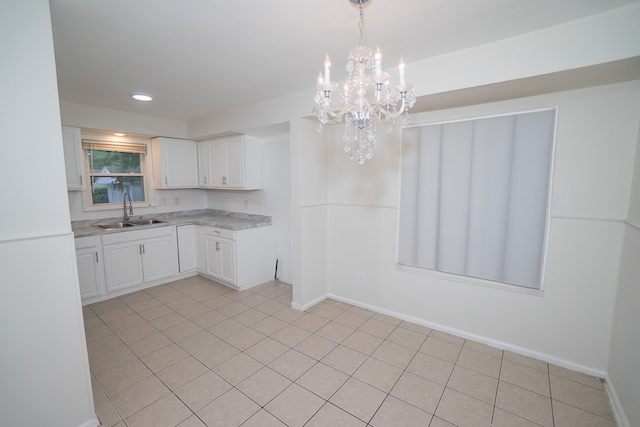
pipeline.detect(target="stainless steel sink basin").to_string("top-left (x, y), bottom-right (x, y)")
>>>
top-left (128, 219), bottom-right (165, 226)
top-left (95, 222), bottom-right (135, 230)
top-left (95, 219), bottom-right (165, 230)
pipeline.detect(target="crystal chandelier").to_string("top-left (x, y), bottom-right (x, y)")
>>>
top-left (313, 0), bottom-right (416, 164)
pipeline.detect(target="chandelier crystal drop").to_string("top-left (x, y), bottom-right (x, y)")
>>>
top-left (312, 0), bottom-right (416, 164)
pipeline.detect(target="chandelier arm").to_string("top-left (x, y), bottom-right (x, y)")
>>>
top-left (378, 97), bottom-right (408, 121)
top-left (326, 101), bottom-right (352, 118)
top-left (315, 102), bottom-right (351, 125)
top-left (321, 116), bottom-right (344, 125)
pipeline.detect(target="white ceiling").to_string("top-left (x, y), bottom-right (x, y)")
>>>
top-left (50, 0), bottom-right (639, 122)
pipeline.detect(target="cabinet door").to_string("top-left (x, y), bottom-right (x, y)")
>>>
top-left (205, 237), bottom-right (220, 279)
top-left (62, 126), bottom-right (84, 190)
top-left (76, 247), bottom-right (105, 299)
top-left (224, 137), bottom-right (244, 188)
top-left (198, 142), bottom-right (210, 187)
top-left (177, 225), bottom-right (197, 273)
top-left (208, 140), bottom-right (226, 187)
top-left (161, 139), bottom-right (199, 188)
top-left (103, 243), bottom-right (144, 292)
top-left (219, 239), bottom-right (236, 284)
top-left (196, 226), bottom-right (206, 272)
top-left (141, 236), bottom-right (176, 282)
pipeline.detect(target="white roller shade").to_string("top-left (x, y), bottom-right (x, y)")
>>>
top-left (398, 109), bottom-right (555, 289)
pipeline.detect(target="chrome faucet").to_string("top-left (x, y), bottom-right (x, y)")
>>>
top-left (123, 191), bottom-right (134, 222)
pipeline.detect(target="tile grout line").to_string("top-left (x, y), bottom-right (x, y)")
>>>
top-left (489, 349), bottom-right (505, 427)
top-left (86, 278), bottom-right (614, 427)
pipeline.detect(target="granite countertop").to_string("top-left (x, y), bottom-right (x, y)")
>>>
top-left (72, 209), bottom-right (272, 238)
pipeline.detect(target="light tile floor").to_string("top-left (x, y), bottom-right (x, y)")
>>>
top-left (84, 276), bottom-right (617, 427)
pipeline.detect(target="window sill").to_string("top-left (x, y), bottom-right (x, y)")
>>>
top-left (395, 263), bottom-right (544, 296)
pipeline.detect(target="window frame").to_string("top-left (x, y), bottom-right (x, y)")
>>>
top-left (395, 107), bottom-right (558, 294)
top-left (80, 133), bottom-right (155, 212)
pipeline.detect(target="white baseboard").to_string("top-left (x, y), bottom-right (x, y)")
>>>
top-left (291, 293), bottom-right (329, 312)
top-left (77, 416), bottom-right (100, 427)
top-left (81, 271), bottom-right (199, 306)
top-left (326, 293), bottom-right (608, 379)
top-left (288, 292), bottom-right (630, 425)
top-left (604, 376), bottom-right (630, 427)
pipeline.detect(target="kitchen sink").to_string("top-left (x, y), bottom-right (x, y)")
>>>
top-left (95, 219), bottom-right (165, 230)
top-left (95, 222), bottom-right (135, 230)
top-left (127, 219), bottom-right (165, 226)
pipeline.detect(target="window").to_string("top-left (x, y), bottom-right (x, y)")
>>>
top-left (397, 109), bottom-right (556, 289)
top-left (83, 139), bottom-right (148, 207)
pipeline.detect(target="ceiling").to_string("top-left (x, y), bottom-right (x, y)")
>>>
top-left (50, 0), bottom-right (639, 123)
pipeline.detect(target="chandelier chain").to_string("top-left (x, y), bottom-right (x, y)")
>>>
top-left (358, 1), bottom-right (364, 48)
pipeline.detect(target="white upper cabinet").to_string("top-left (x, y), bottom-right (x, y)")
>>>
top-left (151, 137), bottom-right (199, 189)
top-left (198, 135), bottom-right (262, 190)
top-left (62, 126), bottom-right (85, 190)
top-left (197, 142), bottom-right (210, 187)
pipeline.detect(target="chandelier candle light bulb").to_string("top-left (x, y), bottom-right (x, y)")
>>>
top-left (374, 46), bottom-right (382, 77)
top-left (324, 53), bottom-right (331, 91)
top-left (313, 0), bottom-right (415, 164)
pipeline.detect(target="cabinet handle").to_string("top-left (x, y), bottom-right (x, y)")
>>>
top-left (139, 244), bottom-right (143, 255)
top-left (142, 244), bottom-right (145, 254)
top-left (216, 242), bottom-right (220, 251)
top-left (204, 176), bottom-right (207, 185)
top-left (222, 176), bottom-right (227, 185)
top-left (213, 230), bottom-right (220, 234)
top-left (80, 175), bottom-right (83, 186)
top-left (95, 252), bottom-right (98, 263)
top-left (165, 176), bottom-right (168, 185)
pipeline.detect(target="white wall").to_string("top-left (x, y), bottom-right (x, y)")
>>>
top-left (0, 2), bottom-right (97, 426)
top-left (289, 117), bottom-right (329, 309)
top-left (68, 187), bottom-right (208, 222)
top-left (409, 2), bottom-right (640, 99)
top-left (326, 81), bottom-right (640, 375)
top-left (60, 101), bottom-right (188, 139)
top-left (608, 116), bottom-right (640, 427)
top-left (206, 133), bottom-right (293, 284)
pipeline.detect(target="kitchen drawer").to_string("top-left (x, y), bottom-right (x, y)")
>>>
top-left (101, 225), bottom-right (173, 245)
top-left (75, 235), bottom-right (101, 250)
top-left (204, 227), bottom-right (236, 241)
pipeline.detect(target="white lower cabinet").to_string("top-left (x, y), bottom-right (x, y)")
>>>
top-left (75, 236), bottom-right (105, 299)
top-left (204, 228), bottom-right (236, 284)
top-left (200, 225), bottom-right (274, 290)
top-left (195, 225), bottom-right (207, 272)
top-left (177, 224), bottom-right (197, 273)
top-left (76, 221), bottom-right (273, 304)
top-left (102, 227), bottom-right (177, 293)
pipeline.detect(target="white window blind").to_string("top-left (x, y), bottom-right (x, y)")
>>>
top-left (397, 109), bottom-right (555, 289)
top-left (82, 139), bottom-right (147, 154)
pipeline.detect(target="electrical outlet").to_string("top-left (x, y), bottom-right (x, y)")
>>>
top-left (174, 196), bottom-right (180, 205)
top-left (357, 272), bottom-right (365, 284)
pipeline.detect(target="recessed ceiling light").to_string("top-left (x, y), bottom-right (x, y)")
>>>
top-left (131, 93), bottom-right (153, 101)
top-left (113, 133), bottom-right (126, 137)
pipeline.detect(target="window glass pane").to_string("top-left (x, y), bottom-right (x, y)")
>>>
top-left (90, 176), bottom-right (145, 205)
top-left (87, 150), bottom-right (141, 173)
